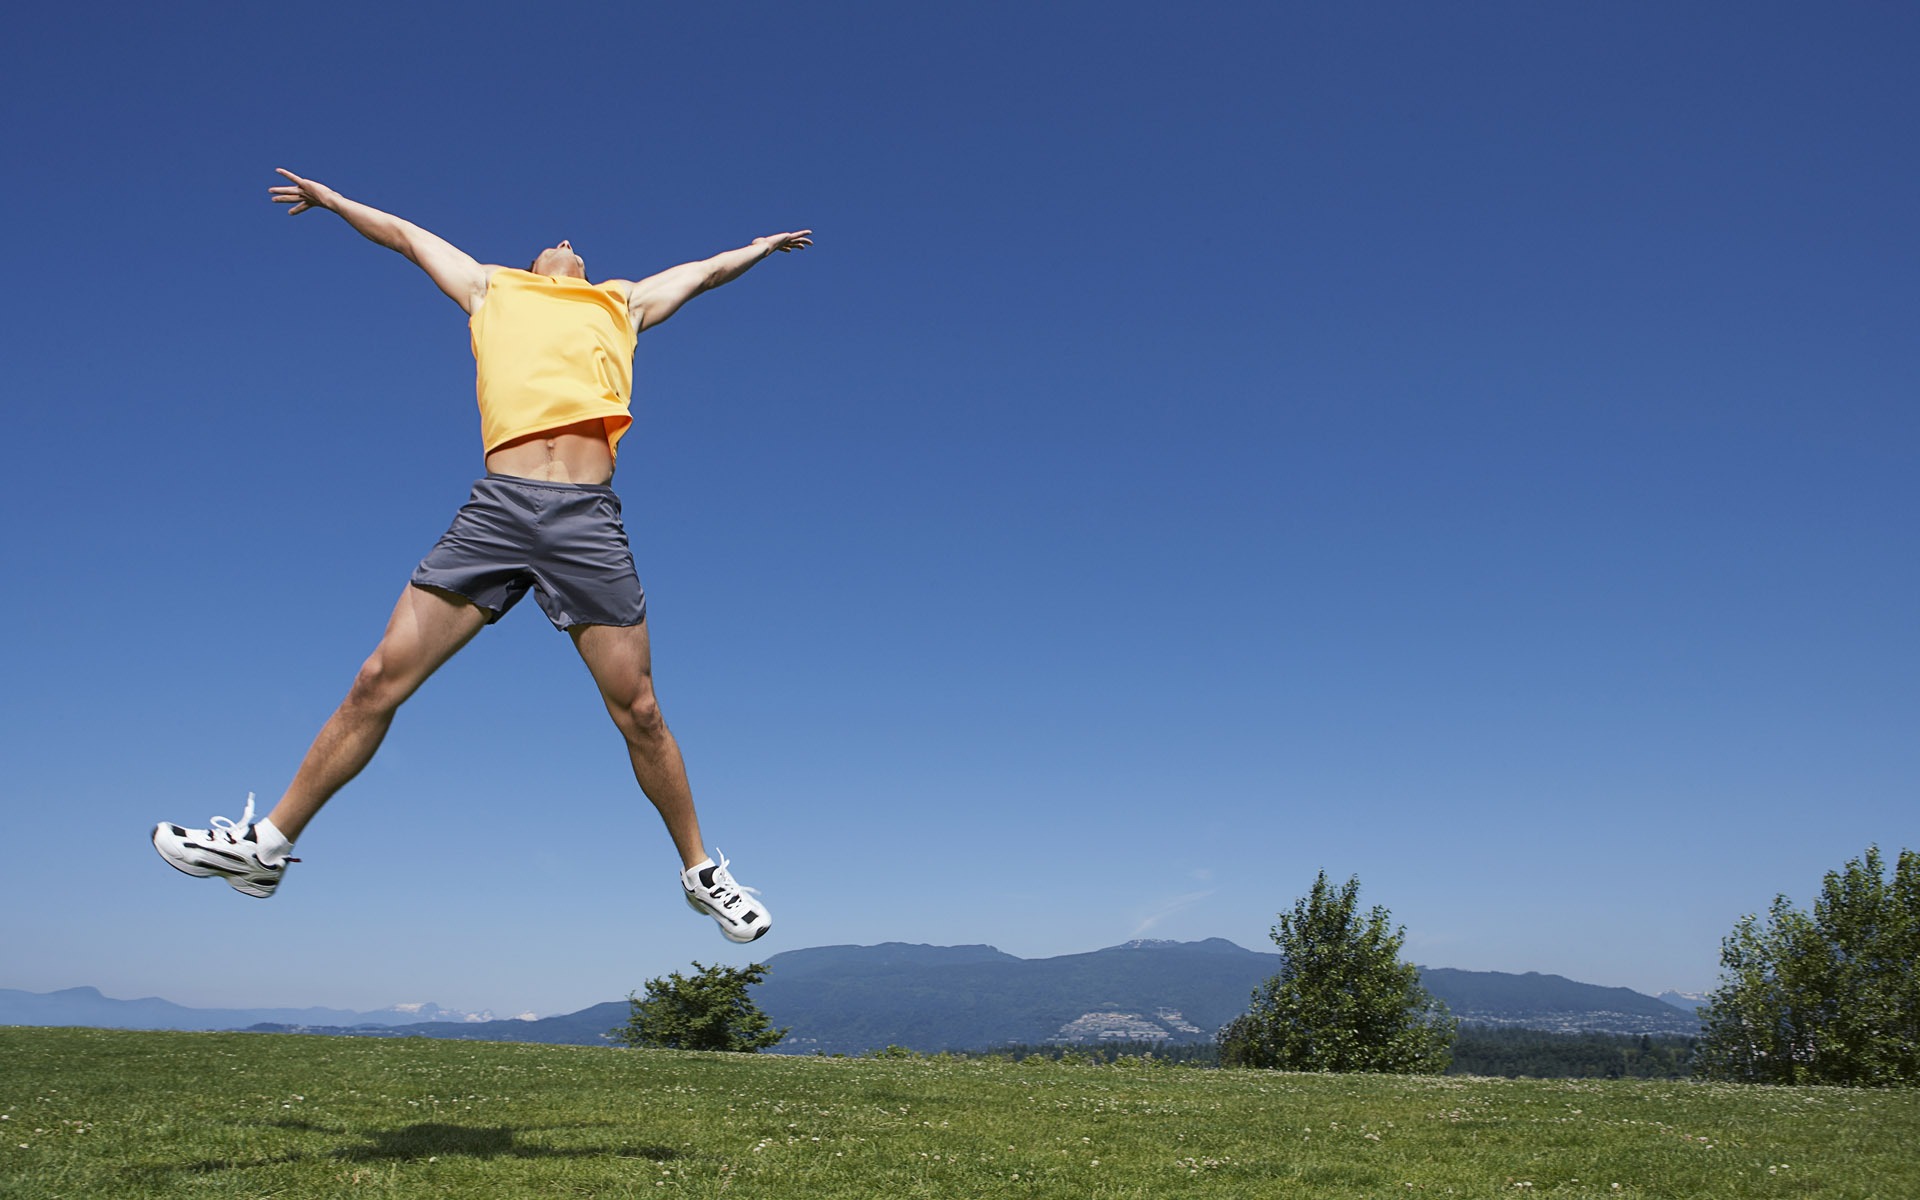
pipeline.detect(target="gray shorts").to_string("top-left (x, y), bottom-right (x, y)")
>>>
top-left (410, 473), bottom-right (647, 629)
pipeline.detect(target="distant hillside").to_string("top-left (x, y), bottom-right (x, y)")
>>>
top-left (245, 1003), bottom-right (632, 1045)
top-left (752, 941), bottom-right (1698, 1054)
top-left (755, 939), bottom-right (1272, 1054)
top-left (0, 988), bottom-right (498, 1032)
top-left (1419, 969), bottom-right (1697, 1035)
top-left (7, 942), bottom-right (1700, 1050)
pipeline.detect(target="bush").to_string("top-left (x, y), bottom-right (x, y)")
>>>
top-left (612, 961), bottom-right (788, 1053)
top-left (1222, 871), bottom-right (1455, 1073)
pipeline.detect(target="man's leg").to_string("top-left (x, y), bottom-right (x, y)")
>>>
top-left (572, 618), bottom-right (770, 943)
top-left (569, 620), bottom-right (706, 870)
top-left (268, 584), bottom-right (488, 839)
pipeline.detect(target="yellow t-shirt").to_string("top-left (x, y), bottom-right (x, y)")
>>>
top-left (470, 268), bottom-right (637, 460)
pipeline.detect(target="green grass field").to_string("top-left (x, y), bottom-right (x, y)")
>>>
top-left (4, 1028), bottom-right (1917, 1198)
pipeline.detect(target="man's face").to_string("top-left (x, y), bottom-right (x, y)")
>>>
top-left (530, 240), bottom-right (587, 279)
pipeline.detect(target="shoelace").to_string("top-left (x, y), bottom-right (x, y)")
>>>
top-left (704, 850), bottom-right (762, 903)
top-left (206, 792), bottom-right (259, 843)
top-left (204, 793), bottom-right (300, 864)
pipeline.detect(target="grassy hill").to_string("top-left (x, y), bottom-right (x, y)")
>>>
top-left (5, 1027), bottom-right (1918, 1198)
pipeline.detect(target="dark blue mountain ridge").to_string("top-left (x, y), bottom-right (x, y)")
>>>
top-left (1418, 969), bottom-right (1685, 1018)
top-left (749, 943), bottom-right (1696, 1053)
top-left (7, 941), bottom-right (1702, 1048)
top-left (754, 938), bottom-right (1284, 1053)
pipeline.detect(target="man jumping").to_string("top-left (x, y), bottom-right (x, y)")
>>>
top-left (152, 168), bottom-right (808, 943)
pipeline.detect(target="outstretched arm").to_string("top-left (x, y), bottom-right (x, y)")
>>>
top-left (623, 231), bottom-right (812, 333)
top-left (270, 169), bottom-right (494, 314)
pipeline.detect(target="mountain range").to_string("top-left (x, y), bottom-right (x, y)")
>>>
top-left (4, 940), bottom-right (1701, 1052)
top-left (0, 988), bottom-right (517, 1032)
top-left (750, 940), bottom-right (1700, 1053)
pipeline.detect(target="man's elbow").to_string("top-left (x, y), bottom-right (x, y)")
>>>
top-left (383, 220), bottom-right (432, 261)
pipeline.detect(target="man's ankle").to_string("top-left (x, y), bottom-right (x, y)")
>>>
top-left (253, 817), bottom-right (295, 865)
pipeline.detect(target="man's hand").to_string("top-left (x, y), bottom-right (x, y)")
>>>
top-left (269, 168), bottom-right (341, 215)
top-left (625, 230), bottom-right (814, 333)
top-left (753, 231), bottom-right (814, 254)
top-left (267, 167), bottom-right (492, 313)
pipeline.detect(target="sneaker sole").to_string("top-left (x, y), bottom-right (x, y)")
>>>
top-left (684, 890), bottom-right (769, 943)
top-left (152, 826), bottom-right (279, 899)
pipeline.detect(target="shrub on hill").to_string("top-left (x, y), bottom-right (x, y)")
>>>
top-left (1220, 871), bottom-right (1455, 1073)
top-left (613, 962), bottom-right (787, 1053)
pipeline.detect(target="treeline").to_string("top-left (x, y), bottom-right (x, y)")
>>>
top-left (1448, 1028), bottom-right (1698, 1080)
top-left (973, 1041), bottom-right (1220, 1067)
top-left (931, 1030), bottom-right (1698, 1079)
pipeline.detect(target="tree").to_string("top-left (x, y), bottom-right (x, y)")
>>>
top-left (1220, 871), bottom-right (1455, 1073)
top-left (1696, 846), bottom-right (1919, 1086)
top-left (613, 961), bottom-right (788, 1053)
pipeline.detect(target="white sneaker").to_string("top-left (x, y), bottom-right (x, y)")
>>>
top-left (682, 851), bottom-right (770, 943)
top-left (152, 793), bottom-right (296, 899)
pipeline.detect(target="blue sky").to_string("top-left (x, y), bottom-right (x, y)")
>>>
top-left (3, 3), bottom-right (1914, 1018)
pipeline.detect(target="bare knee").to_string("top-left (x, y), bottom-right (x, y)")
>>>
top-left (612, 686), bottom-right (668, 744)
top-left (344, 650), bottom-right (410, 717)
